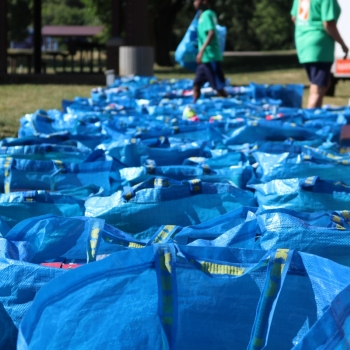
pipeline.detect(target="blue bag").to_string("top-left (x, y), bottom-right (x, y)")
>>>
top-left (293, 284), bottom-right (350, 349)
top-left (85, 177), bottom-right (256, 239)
top-left (182, 151), bottom-right (247, 168)
top-left (257, 211), bottom-right (350, 266)
top-left (2, 214), bottom-right (158, 263)
top-left (175, 14), bottom-right (200, 71)
top-left (250, 83), bottom-right (304, 109)
top-left (107, 139), bottom-right (207, 167)
top-left (4, 215), bottom-right (106, 264)
top-left (256, 208), bottom-right (333, 227)
top-left (0, 144), bottom-right (92, 163)
top-left (188, 218), bottom-right (257, 249)
top-left (174, 206), bottom-right (257, 244)
top-left (0, 258), bottom-right (64, 349)
top-left (120, 161), bottom-right (254, 189)
top-left (254, 151), bottom-right (350, 183)
top-left (251, 177), bottom-right (350, 212)
top-left (0, 191), bottom-right (85, 228)
top-left (18, 244), bottom-right (350, 349)
top-left (5, 157), bottom-right (121, 194)
top-left (225, 120), bottom-right (326, 146)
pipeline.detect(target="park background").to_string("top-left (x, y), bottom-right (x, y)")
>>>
top-left (1, 0), bottom-right (350, 138)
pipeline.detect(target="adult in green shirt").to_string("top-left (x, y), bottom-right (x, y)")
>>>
top-left (291, 0), bottom-right (348, 108)
top-left (193, 0), bottom-right (228, 102)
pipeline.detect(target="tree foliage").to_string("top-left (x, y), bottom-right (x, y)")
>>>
top-left (7, 0), bottom-right (296, 62)
top-left (8, 0), bottom-right (100, 42)
top-left (251, 0), bottom-right (294, 50)
top-left (8, 0), bottom-right (33, 41)
top-left (174, 0), bottom-right (295, 52)
top-left (41, 0), bottom-right (98, 26)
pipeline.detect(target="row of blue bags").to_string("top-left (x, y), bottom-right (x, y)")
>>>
top-left (1, 74), bottom-right (350, 349)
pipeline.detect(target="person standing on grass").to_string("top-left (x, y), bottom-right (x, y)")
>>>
top-left (291, 0), bottom-right (348, 108)
top-left (192, 0), bottom-right (228, 102)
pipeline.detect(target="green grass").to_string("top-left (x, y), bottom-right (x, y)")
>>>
top-left (1, 68), bottom-right (350, 138)
top-left (0, 85), bottom-right (92, 138)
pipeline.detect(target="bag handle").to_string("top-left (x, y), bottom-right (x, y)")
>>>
top-left (144, 159), bottom-right (157, 174)
top-left (248, 249), bottom-right (293, 350)
top-left (147, 225), bottom-right (182, 246)
top-left (122, 177), bottom-right (185, 201)
top-left (3, 157), bottom-right (13, 194)
top-left (155, 244), bottom-right (292, 349)
top-left (181, 179), bottom-right (203, 194)
top-left (154, 244), bottom-right (178, 350)
top-left (86, 218), bottom-right (105, 263)
top-left (49, 160), bottom-right (67, 192)
top-left (300, 176), bottom-right (350, 194)
top-left (300, 176), bottom-right (319, 191)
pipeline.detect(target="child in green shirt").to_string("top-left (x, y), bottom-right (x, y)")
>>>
top-left (193, 0), bottom-right (228, 102)
top-left (291, 0), bottom-right (348, 108)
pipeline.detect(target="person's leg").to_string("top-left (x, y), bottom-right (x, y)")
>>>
top-left (304, 62), bottom-right (333, 108)
top-left (307, 84), bottom-right (328, 108)
top-left (203, 62), bottom-right (228, 98)
top-left (217, 89), bottom-right (228, 98)
top-left (193, 84), bottom-right (201, 102)
top-left (193, 64), bottom-right (206, 103)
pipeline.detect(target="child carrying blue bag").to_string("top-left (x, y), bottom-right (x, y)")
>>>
top-left (175, 0), bottom-right (228, 102)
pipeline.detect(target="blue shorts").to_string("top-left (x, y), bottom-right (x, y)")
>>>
top-left (194, 62), bottom-right (226, 91)
top-left (303, 62), bottom-right (333, 87)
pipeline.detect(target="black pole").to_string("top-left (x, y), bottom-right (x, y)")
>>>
top-left (106, 0), bottom-right (123, 73)
top-left (125, 0), bottom-right (149, 46)
top-left (33, 0), bottom-right (42, 74)
top-left (111, 0), bottom-right (122, 38)
top-left (0, 0), bottom-right (8, 75)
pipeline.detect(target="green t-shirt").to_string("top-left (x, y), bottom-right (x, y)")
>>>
top-left (198, 9), bottom-right (223, 63)
top-left (291, 0), bottom-right (341, 63)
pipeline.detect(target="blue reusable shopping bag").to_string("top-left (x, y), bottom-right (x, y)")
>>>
top-left (257, 211), bottom-right (350, 266)
top-left (249, 83), bottom-right (304, 108)
top-left (2, 214), bottom-right (157, 263)
top-left (0, 144), bottom-right (92, 163)
top-left (254, 151), bottom-right (350, 183)
top-left (85, 177), bottom-right (256, 239)
top-left (255, 208), bottom-right (333, 227)
top-left (225, 120), bottom-right (327, 145)
top-left (175, 13), bottom-right (200, 71)
top-left (107, 138), bottom-right (208, 167)
top-left (174, 206), bottom-right (257, 244)
top-left (0, 258), bottom-right (64, 349)
top-left (4, 215), bottom-right (106, 264)
top-left (292, 284), bottom-right (350, 349)
top-left (0, 191), bottom-right (85, 228)
top-left (251, 177), bottom-right (350, 212)
top-left (188, 218), bottom-right (258, 249)
top-left (120, 161), bottom-right (254, 189)
top-left (17, 244), bottom-right (350, 350)
top-left (182, 151), bottom-right (248, 168)
top-left (4, 157), bottom-right (121, 194)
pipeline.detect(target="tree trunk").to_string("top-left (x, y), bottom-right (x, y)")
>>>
top-left (154, 0), bottom-right (183, 67)
top-left (0, 0), bottom-right (7, 75)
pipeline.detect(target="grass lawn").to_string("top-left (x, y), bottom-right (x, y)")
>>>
top-left (1, 68), bottom-right (350, 138)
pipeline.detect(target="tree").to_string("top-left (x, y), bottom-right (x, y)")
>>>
top-left (8, 0), bottom-right (32, 42)
top-left (150, 0), bottom-right (186, 66)
top-left (8, 0), bottom-right (101, 43)
top-left (87, 0), bottom-right (186, 66)
top-left (251, 0), bottom-right (294, 50)
top-left (42, 0), bottom-right (99, 26)
top-left (213, 0), bottom-right (259, 51)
